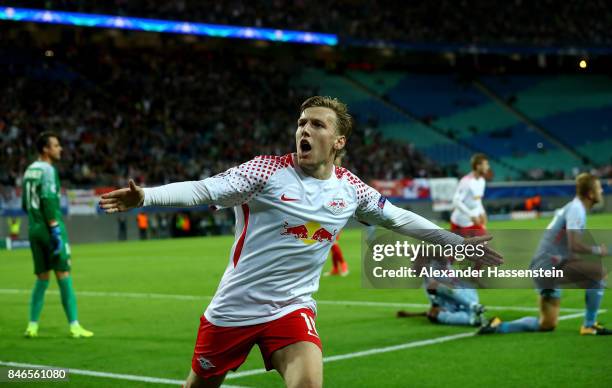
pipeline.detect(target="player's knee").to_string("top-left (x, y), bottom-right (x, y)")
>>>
top-left (183, 374), bottom-right (200, 388)
top-left (184, 369), bottom-right (224, 388)
top-left (427, 307), bottom-right (440, 323)
top-left (539, 320), bottom-right (557, 332)
top-left (539, 324), bottom-right (556, 332)
top-left (287, 375), bottom-right (322, 388)
top-left (55, 271), bottom-right (70, 279)
top-left (36, 272), bottom-right (50, 281)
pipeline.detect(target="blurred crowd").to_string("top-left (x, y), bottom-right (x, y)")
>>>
top-left (523, 165), bottom-right (612, 181)
top-left (0, 40), bottom-right (441, 188)
top-left (8, 0), bottom-right (612, 46)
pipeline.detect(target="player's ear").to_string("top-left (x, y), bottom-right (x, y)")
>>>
top-left (334, 135), bottom-right (346, 150)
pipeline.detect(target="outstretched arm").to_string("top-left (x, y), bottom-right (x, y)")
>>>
top-left (375, 201), bottom-right (501, 265)
top-left (100, 156), bottom-right (278, 213)
top-left (99, 179), bottom-right (212, 213)
top-left (355, 183), bottom-right (502, 266)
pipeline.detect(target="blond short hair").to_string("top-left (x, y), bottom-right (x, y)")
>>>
top-left (471, 153), bottom-right (488, 170)
top-left (301, 96), bottom-right (353, 138)
top-left (575, 172), bottom-right (598, 198)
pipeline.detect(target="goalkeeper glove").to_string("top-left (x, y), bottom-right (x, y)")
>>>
top-left (50, 224), bottom-right (63, 256)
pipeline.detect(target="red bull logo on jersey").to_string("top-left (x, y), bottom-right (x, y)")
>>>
top-left (281, 221), bottom-right (337, 244)
top-left (311, 227), bottom-right (336, 242)
top-left (281, 222), bottom-right (309, 239)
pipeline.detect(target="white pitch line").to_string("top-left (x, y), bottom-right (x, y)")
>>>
top-left (225, 310), bottom-right (605, 380)
top-left (226, 332), bottom-right (475, 380)
top-left (316, 299), bottom-right (586, 313)
top-left (0, 288), bottom-right (585, 312)
top-left (1, 309), bottom-right (605, 385)
top-left (0, 360), bottom-right (249, 388)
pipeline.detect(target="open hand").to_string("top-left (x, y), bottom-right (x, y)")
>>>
top-left (463, 235), bottom-right (503, 266)
top-left (99, 180), bottom-right (144, 213)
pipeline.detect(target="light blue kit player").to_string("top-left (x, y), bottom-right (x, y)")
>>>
top-left (480, 173), bottom-right (611, 335)
top-left (397, 257), bottom-right (485, 326)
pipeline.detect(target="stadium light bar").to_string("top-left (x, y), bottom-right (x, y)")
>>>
top-left (0, 7), bottom-right (338, 46)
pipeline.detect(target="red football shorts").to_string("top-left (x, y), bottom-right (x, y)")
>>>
top-left (450, 222), bottom-right (487, 237)
top-left (191, 308), bottom-right (322, 378)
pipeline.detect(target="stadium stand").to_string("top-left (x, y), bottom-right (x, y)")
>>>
top-left (2, 10), bottom-right (612, 188)
top-left (8, 0), bottom-right (612, 46)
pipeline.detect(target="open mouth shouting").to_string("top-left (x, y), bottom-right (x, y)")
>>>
top-left (299, 138), bottom-right (312, 157)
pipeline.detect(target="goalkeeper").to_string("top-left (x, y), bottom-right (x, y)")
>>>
top-left (22, 132), bottom-right (93, 339)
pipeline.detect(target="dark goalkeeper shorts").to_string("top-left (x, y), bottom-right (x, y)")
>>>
top-left (29, 226), bottom-right (71, 274)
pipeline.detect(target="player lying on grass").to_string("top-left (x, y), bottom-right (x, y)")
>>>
top-left (22, 132), bottom-right (93, 339)
top-left (479, 173), bottom-right (611, 336)
top-left (100, 96), bottom-right (503, 388)
top-left (398, 253), bottom-right (485, 326)
top-left (397, 277), bottom-right (485, 326)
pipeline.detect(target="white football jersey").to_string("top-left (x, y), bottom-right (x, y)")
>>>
top-left (531, 197), bottom-right (586, 269)
top-left (201, 154), bottom-right (386, 326)
top-left (143, 153), bottom-right (463, 327)
top-left (450, 172), bottom-right (486, 228)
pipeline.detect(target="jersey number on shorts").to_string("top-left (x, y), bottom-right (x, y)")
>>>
top-left (300, 312), bottom-right (319, 337)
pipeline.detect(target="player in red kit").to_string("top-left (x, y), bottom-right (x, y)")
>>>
top-left (101, 96), bottom-right (502, 388)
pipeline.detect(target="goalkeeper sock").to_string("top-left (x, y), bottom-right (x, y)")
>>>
top-left (29, 279), bottom-right (49, 322)
top-left (497, 317), bottom-right (539, 333)
top-left (584, 288), bottom-right (604, 328)
top-left (57, 276), bottom-right (78, 323)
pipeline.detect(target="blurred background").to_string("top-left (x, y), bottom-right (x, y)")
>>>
top-left (1, 0), bottom-right (611, 244)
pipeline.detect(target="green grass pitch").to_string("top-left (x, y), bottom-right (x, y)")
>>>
top-left (1, 214), bottom-right (611, 387)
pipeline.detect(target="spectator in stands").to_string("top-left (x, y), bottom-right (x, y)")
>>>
top-left (137, 212), bottom-right (148, 240)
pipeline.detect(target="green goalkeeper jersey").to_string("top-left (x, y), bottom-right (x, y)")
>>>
top-left (22, 160), bottom-right (64, 231)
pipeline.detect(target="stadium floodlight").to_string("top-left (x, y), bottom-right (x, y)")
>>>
top-left (0, 7), bottom-right (338, 46)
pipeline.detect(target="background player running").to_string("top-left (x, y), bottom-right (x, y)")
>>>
top-left (100, 96), bottom-right (502, 388)
top-left (451, 154), bottom-right (489, 237)
top-left (22, 132), bottom-right (93, 339)
top-left (479, 173), bottom-right (611, 336)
